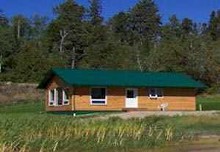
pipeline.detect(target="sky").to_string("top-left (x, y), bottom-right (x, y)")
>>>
top-left (0, 0), bottom-right (220, 23)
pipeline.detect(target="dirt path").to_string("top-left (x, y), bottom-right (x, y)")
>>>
top-left (151, 136), bottom-right (220, 152)
top-left (98, 111), bottom-right (220, 119)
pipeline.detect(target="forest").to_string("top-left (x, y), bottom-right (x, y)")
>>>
top-left (0, 0), bottom-right (219, 88)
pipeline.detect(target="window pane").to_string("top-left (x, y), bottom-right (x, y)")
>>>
top-left (57, 88), bottom-right (63, 105)
top-left (92, 100), bottom-right (106, 104)
top-left (63, 89), bottom-right (69, 105)
top-left (127, 90), bottom-right (134, 98)
top-left (91, 88), bottom-right (106, 99)
top-left (50, 89), bottom-right (55, 101)
top-left (157, 89), bottom-right (163, 97)
top-left (64, 101), bottom-right (69, 105)
top-left (150, 88), bottom-right (156, 96)
top-left (63, 89), bottom-right (69, 100)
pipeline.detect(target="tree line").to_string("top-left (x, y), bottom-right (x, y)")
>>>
top-left (0, 0), bottom-right (219, 88)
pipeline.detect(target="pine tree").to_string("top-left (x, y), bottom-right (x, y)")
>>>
top-left (129, 0), bottom-right (161, 71)
top-left (89, 0), bottom-right (103, 26)
top-left (109, 12), bottom-right (130, 43)
top-left (129, 0), bottom-right (161, 44)
top-left (209, 11), bottom-right (218, 40)
top-left (0, 10), bottom-right (8, 27)
top-left (47, 0), bottom-right (86, 68)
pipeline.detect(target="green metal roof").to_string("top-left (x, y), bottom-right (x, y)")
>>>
top-left (38, 68), bottom-right (207, 89)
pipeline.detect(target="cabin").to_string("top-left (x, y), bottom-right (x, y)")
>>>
top-left (38, 68), bottom-right (206, 112)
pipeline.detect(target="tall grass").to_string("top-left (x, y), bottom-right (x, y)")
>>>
top-left (0, 114), bottom-right (180, 152)
top-left (1, 97), bottom-right (220, 152)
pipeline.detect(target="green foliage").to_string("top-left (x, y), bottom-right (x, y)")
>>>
top-left (209, 10), bottom-right (220, 40)
top-left (0, 1), bottom-right (219, 88)
top-left (108, 12), bottom-right (131, 43)
top-left (129, 0), bottom-right (161, 43)
top-left (89, 0), bottom-right (103, 26)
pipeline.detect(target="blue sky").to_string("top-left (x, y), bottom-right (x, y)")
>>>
top-left (0, 0), bottom-right (220, 23)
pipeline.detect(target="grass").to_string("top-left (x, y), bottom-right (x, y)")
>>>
top-left (0, 114), bottom-right (179, 152)
top-left (196, 94), bottom-right (220, 110)
top-left (0, 101), bottom-right (44, 113)
top-left (0, 102), bottom-right (177, 151)
top-left (0, 112), bottom-right (219, 152)
top-left (0, 95), bottom-right (219, 151)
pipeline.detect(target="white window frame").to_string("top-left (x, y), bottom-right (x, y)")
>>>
top-left (49, 88), bottom-right (57, 106)
top-left (90, 87), bottom-right (107, 105)
top-left (48, 88), bottom-right (70, 106)
top-left (149, 88), bottom-right (163, 99)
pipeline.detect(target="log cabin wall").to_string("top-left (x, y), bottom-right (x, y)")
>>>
top-left (45, 77), bottom-right (196, 111)
top-left (73, 87), bottom-right (196, 111)
top-left (45, 76), bottom-right (73, 111)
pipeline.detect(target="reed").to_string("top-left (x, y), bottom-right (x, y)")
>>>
top-left (0, 114), bottom-right (179, 152)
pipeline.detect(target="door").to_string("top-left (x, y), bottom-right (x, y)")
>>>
top-left (125, 88), bottom-right (138, 108)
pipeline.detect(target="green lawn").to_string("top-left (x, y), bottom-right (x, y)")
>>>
top-left (0, 95), bottom-right (219, 152)
top-left (0, 101), bottom-right (44, 113)
top-left (196, 95), bottom-right (220, 110)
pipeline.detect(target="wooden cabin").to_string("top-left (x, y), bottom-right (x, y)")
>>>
top-left (38, 68), bottom-right (206, 112)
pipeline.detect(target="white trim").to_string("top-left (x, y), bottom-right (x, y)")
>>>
top-left (90, 87), bottom-right (107, 106)
top-left (48, 88), bottom-right (70, 106)
top-left (48, 89), bottom-right (56, 106)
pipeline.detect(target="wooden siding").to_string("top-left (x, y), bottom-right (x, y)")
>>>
top-left (45, 77), bottom-right (196, 112)
top-left (73, 87), bottom-right (124, 111)
top-left (138, 88), bottom-right (196, 111)
top-left (73, 87), bottom-right (196, 111)
top-left (45, 76), bottom-right (72, 111)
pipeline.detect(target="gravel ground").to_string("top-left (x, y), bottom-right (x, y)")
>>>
top-left (99, 111), bottom-right (220, 119)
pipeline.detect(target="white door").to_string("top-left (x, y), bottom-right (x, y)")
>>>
top-left (125, 88), bottom-right (138, 108)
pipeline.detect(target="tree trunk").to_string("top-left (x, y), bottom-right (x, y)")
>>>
top-left (0, 55), bottom-right (2, 73)
top-left (71, 47), bottom-right (76, 69)
top-left (17, 20), bottom-right (20, 39)
top-left (136, 39), bottom-right (143, 72)
top-left (136, 48), bottom-right (143, 71)
top-left (59, 29), bottom-right (68, 52)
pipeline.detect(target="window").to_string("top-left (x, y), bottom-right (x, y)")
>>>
top-left (63, 89), bottom-right (69, 105)
top-left (57, 88), bottom-right (63, 105)
top-left (126, 90), bottom-right (135, 98)
top-left (91, 88), bottom-right (106, 105)
top-left (149, 88), bottom-right (163, 98)
top-left (49, 89), bottom-right (56, 106)
top-left (48, 88), bottom-right (70, 106)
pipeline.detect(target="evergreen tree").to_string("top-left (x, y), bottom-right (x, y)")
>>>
top-left (11, 15), bottom-right (30, 40)
top-left (47, 0), bottom-right (86, 68)
top-left (108, 12), bottom-right (130, 43)
top-left (208, 10), bottom-right (220, 41)
top-left (181, 18), bottom-right (193, 35)
top-left (129, 0), bottom-right (161, 44)
top-left (89, 0), bottom-right (103, 26)
top-left (0, 10), bottom-right (8, 27)
top-left (129, 0), bottom-right (161, 71)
